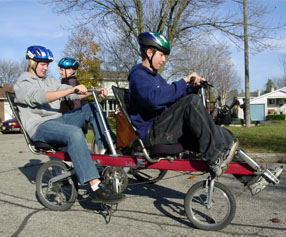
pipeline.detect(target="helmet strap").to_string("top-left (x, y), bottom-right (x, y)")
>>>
top-left (32, 62), bottom-right (40, 77)
top-left (64, 69), bottom-right (68, 79)
top-left (144, 48), bottom-right (157, 75)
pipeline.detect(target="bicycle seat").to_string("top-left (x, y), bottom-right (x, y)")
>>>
top-left (33, 141), bottom-right (65, 151)
top-left (149, 143), bottom-right (184, 157)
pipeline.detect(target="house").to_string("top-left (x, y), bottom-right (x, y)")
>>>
top-left (0, 83), bottom-right (14, 123)
top-left (100, 71), bottom-right (129, 117)
top-left (237, 87), bottom-right (286, 121)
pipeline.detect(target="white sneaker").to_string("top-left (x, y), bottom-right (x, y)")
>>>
top-left (209, 140), bottom-right (239, 176)
top-left (99, 148), bottom-right (106, 155)
top-left (248, 166), bottom-right (283, 195)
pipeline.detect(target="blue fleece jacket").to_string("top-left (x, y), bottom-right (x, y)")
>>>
top-left (128, 64), bottom-right (196, 141)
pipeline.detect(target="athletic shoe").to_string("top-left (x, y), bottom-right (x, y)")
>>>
top-left (89, 182), bottom-right (126, 204)
top-left (209, 140), bottom-right (239, 176)
top-left (248, 166), bottom-right (283, 195)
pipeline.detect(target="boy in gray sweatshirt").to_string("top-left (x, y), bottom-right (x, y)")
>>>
top-left (14, 45), bottom-right (125, 204)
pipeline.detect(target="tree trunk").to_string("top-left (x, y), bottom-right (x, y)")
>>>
top-left (243, 0), bottom-right (251, 127)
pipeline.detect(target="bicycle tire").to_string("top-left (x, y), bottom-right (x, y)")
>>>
top-left (184, 180), bottom-right (236, 231)
top-left (36, 160), bottom-right (78, 211)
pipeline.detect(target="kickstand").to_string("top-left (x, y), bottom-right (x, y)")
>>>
top-left (99, 203), bottom-right (118, 224)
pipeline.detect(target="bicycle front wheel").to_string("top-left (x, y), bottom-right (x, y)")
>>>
top-left (184, 181), bottom-right (236, 231)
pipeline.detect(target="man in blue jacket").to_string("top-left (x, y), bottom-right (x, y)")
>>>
top-left (128, 32), bottom-right (284, 195)
top-left (128, 32), bottom-right (239, 177)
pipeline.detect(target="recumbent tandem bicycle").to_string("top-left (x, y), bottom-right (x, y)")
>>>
top-left (6, 82), bottom-right (282, 231)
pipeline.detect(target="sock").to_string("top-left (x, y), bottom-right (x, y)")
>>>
top-left (91, 181), bottom-right (101, 191)
top-left (99, 148), bottom-right (106, 154)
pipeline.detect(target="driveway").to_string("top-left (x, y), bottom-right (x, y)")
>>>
top-left (0, 134), bottom-right (285, 236)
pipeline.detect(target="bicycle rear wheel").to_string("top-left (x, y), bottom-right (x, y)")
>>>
top-left (36, 160), bottom-right (78, 211)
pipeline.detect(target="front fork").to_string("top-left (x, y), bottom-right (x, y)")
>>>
top-left (206, 174), bottom-right (216, 208)
top-left (204, 147), bottom-right (281, 207)
top-left (237, 147), bottom-right (280, 185)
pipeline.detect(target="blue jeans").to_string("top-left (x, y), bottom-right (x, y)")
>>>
top-left (32, 103), bottom-right (114, 185)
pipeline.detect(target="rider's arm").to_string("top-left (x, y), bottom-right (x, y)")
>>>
top-left (46, 87), bottom-right (75, 102)
top-left (46, 85), bottom-right (107, 102)
top-left (76, 87), bottom-right (107, 99)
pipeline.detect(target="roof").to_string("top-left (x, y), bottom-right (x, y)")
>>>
top-left (101, 71), bottom-right (128, 81)
top-left (237, 90), bottom-right (260, 98)
top-left (250, 86), bottom-right (286, 102)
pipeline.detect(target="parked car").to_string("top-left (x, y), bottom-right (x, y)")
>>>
top-left (1, 118), bottom-right (21, 134)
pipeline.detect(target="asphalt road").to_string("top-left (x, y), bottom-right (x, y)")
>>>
top-left (0, 133), bottom-right (286, 237)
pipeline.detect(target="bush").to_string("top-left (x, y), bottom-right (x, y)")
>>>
top-left (266, 114), bottom-right (286, 120)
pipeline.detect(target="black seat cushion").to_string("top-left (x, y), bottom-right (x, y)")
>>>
top-left (149, 143), bottom-right (184, 157)
top-left (33, 141), bottom-right (65, 151)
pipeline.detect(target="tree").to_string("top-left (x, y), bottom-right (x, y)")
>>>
top-left (45, 0), bottom-right (285, 67)
top-left (0, 58), bottom-right (23, 86)
top-left (277, 54), bottom-right (286, 88)
top-left (243, 0), bottom-right (251, 127)
top-left (44, 0), bottom-right (285, 104)
top-left (264, 79), bottom-right (275, 94)
top-left (166, 43), bottom-right (241, 104)
top-left (62, 27), bottom-right (102, 89)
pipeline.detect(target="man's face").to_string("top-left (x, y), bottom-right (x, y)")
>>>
top-left (147, 49), bottom-right (167, 70)
top-left (59, 68), bottom-right (74, 78)
top-left (36, 62), bottom-right (49, 78)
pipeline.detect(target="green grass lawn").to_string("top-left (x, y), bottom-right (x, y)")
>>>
top-left (87, 119), bottom-right (286, 154)
top-left (227, 120), bottom-right (286, 153)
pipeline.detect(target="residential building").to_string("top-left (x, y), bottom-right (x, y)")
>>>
top-left (0, 83), bottom-right (14, 123)
top-left (100, 71), bottom-right (129, 117)
top-left (237, 87), bottom-right (286, 121)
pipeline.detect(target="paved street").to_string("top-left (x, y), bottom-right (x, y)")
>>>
top-left (0, 133), bottom-right (286, 237)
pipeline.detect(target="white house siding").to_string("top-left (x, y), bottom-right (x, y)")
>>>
top-left (250, 87), bottom-right (286, 117)
top-left (100, 78), bottom-right (129, 117)
top-left (235, 87), bottom-right (286, 120)
top-left (4, 101), bottom-right (13, 120)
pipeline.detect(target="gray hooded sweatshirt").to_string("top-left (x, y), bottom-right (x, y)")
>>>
top-left (14, 72), bottom-right (79, 137)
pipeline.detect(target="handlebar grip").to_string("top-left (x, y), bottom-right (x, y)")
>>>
top-left (189, 76), bottom-right (213, 87)
top-left (201, 80), bottom-right (213, 88)
top-left (87, 89), bottom-right (102, 94)
top-left (74, 88), bottom-right (79, 94)
top-left (190, 76), bottom-right (196, 83)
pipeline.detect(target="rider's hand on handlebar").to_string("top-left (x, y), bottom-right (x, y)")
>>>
top-left (184, 72), bottom-right (205, 85)
top-left (97, 88), bottom-right (108, 98)
top-left (73, 85), bottom-right (88, 95)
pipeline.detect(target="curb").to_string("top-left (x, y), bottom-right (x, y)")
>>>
top-left (248, 153), bottom-right (286, 164)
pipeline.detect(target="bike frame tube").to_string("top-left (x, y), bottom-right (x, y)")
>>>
top-left (90, 90), bottom-right (117, 156)
top-left (48, 170), bottom-right (76, 187)
top-left (45, 151), bottom-right (255, 175)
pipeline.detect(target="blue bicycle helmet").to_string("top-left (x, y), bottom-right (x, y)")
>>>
top-left (138, 32), bottom-right (171, 73)
top-left (26, 45), bottom-right (54, 62)
top-left (58, 57), bottom-right (79, 70)
top-left (138, 32), bottom-right (171, 55)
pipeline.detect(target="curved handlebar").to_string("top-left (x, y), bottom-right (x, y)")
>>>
top-left (74, 88), bottom-right (103, 95)
top-left (87, 89), bottom-right (103, 94)
top-left (190, 76), bottom-right (213, 88)
top-left (200, 80), bottom-right (213, 88)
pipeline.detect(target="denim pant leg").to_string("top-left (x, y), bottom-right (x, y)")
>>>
top-left (88, 103), bottom-right (116, 150)
top-left (61, 103), bottom-right (116, 151)
top-left (32, 118), bottom-right (100, 185)
top-left (146, 94), bottom-right (235, 163)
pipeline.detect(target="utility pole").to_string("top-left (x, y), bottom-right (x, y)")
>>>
top-left (243, 0), bottom-right (251, 127)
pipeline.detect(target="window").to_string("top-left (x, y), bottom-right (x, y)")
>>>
top-left (268, 99), bottom-right (275, 105)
